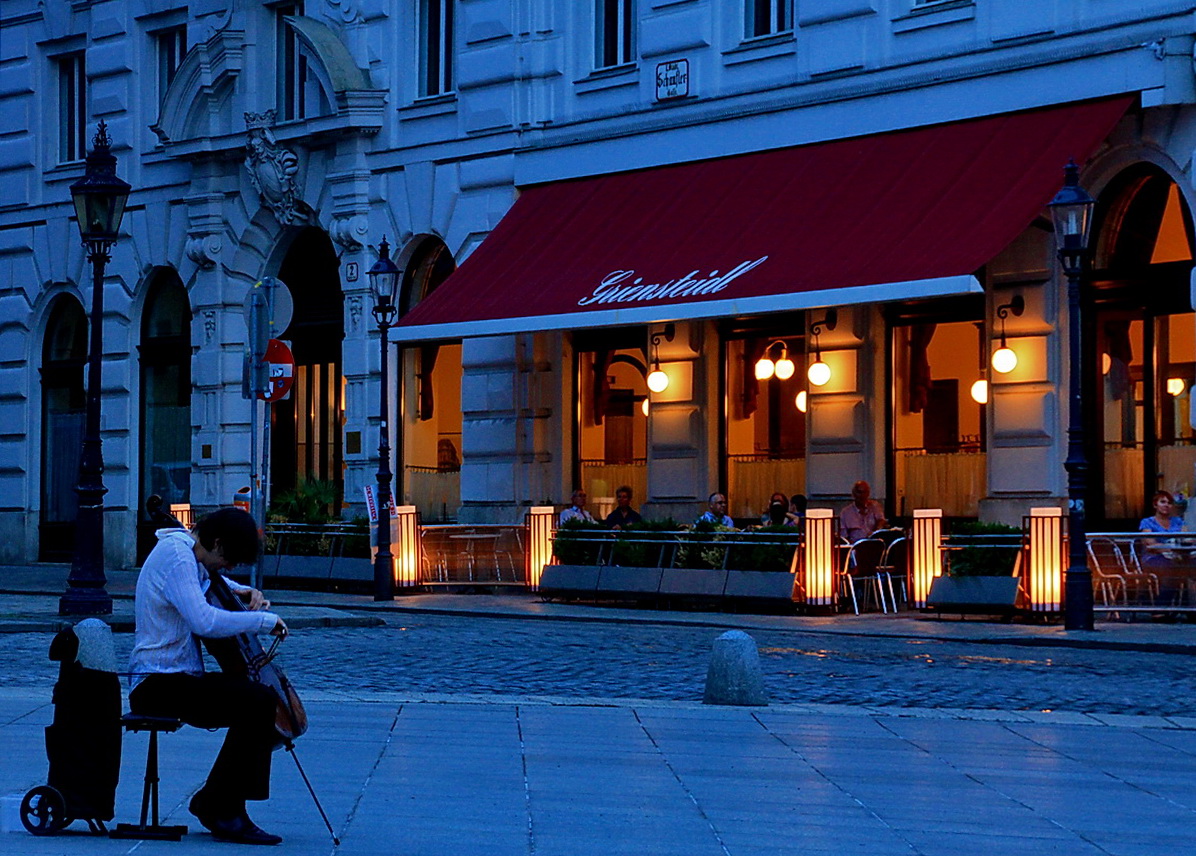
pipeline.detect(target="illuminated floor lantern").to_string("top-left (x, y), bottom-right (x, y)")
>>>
top-left (802, 509), bottom-right (836, 607)
top-left (394, 505), bottom-right (421, 588)
top-left (1026, 507), bottom-right (1064, 612)
top-left (524, 506), bottom-right (556, 590)
top-left (910, 509), bottom-right (943, 608)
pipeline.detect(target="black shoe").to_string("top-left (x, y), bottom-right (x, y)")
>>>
top-left (190, 796), bottom-right (280, 846)
top-left (207, 815), bottom-right (282, 846)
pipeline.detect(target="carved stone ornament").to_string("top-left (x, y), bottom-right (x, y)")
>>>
top-left (347, 295), bottom-right (363, 332)
top-left (203, 310), bottom-right (217, 343)
top-left (330, 214), bottom-right (369, 251)
top-left (244, 111), bottom-right (304, 224)
top-left (185, 234), bottom-right (222, 270)
top-left (324, 0), bottom-right (363, 24)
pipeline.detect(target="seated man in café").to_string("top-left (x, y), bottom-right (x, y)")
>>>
top-left (604, 485), bottom-right (643, 530)
top-left (696, 492), bottom-right (736, 528)
top-left (559, 489), bottom-right (595, 525)
top-left (840, 480), bottom-right (887, 543)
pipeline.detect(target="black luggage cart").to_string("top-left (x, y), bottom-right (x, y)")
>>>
top-left (20, 625), bottom-right (122, 835)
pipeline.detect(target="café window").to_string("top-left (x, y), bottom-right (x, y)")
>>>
top-left (891, 319), bottom-right (986, 519)
top-left (576, 329), bottom-right (648, 517)
top-left (400, 237), bottom-right (460, 522)
top-left (724, 330), bottom-right (806, 521)
top-left (1090, 166), bottom-right (1196, 523)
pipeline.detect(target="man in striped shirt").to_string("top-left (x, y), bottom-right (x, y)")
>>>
top-left (128, 508), bottom-right (287, 846)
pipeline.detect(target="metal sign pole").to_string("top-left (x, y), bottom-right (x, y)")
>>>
top-left (248, 288), bottom-right (269, 591)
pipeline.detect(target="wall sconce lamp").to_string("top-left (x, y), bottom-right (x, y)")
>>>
top-left (991, 295), bottom-right (1025, 374)
top-left (807, 310), bottom-right (837, 386)
top-left (646, 324), bottom-right (674, 393)
top-left (970, 379), bottom-right (989, 405)
top-left (794, 390), bottom-right (808, 413)
top-left (1167, 377), bottom-right (1186, 397)
top-left (755, 340), bottom-right (795, 381)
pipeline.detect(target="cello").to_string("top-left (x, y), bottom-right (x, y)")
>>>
top-left (202, 571), bottom-right (307, 745)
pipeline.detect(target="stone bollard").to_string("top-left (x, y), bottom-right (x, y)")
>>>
top-left (703, 630), bottom-right (768, 706)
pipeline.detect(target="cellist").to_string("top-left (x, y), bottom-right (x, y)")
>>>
top-left (128, 507), bottom-right (288, 846)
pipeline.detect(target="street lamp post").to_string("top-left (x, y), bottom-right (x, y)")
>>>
top-left (368, 237), bottom-right (401, 601)
top-left (1049, 160), bottom-right (1097, 631)
top-left (61, 122), bottom-right (131, 616)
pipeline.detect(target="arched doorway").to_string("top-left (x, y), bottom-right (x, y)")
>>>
top-left (39, 296), bottom-right (88, 561)
top-left (272, 228), bottom-right (345, 517)
top-left (1089, 164), bottom-right (1196, 525)
top-left (137, 271), bottom-right (192, 560)
top-left (399, 237), bottom-right (459, 521)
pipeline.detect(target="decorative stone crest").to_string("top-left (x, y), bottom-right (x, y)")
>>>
top-left (244, 111), bottom-right (304, 224)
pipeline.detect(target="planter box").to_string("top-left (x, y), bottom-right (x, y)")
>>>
top-left (660, 568), bottom-right (728, 597)
top-left (271, 555), bottom-right (335, 579)
top-left (330, 556), bottom-right (372, 581)
top-left (538, 565), bottom-right (600, 594)
top-left (597, 566), bottom-right (662, 594)
top-left (927, 575), bottom-right (1019, 614)
top-left (724, 570), bottom-right (797, 600)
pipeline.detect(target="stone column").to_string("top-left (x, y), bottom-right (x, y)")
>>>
top-left (643, 321), bottom-right (714, 523)
top-left (458, 333), bottom-right (560, 523)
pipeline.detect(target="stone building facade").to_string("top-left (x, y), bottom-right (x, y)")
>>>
top-left (2, 1), bottom-right (1195, 568)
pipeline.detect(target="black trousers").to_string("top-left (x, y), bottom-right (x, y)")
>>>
top-left (130, 672), bottom-right (277, 815)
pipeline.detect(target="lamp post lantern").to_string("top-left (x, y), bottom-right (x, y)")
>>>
top-left (368, 237), bottom-right (401, 601)
top-left (60, 122), bottom-right (131, 616)
top-left (1048, 160), bottom-right (1097, 631)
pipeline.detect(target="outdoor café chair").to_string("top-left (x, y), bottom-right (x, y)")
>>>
top-left (842, 538), bottom-right (889, 614)
top-left (877, 537), bottom-right (909, 608)
top-left (1086, 538), bottom-right (1130, 607)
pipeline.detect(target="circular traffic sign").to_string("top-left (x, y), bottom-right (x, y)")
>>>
top-left (260, 339), bottom-right (295, 403)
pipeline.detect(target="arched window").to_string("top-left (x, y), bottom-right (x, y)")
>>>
top-left (272, 227), bottom-right (345, 515)
top-left (1090, 165), bottom-right (1196, 523)
top-left (399, 237), bottom-right (459, 521)
top-left (39, 296), bottom-right (88, 561)
top-left (138, 272), bottom-right (191, 559)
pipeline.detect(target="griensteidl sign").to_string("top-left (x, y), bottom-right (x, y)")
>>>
top-left (577, 256), bottom-right (768, 306)
top-left (656, 59), bottom-right (690, 100)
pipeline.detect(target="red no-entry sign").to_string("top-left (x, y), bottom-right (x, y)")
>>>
top-left (260, 339), bottom-right (295, 402)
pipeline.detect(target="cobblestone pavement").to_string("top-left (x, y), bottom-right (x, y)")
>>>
top-left (4, 612), bottom-right (1195, 717)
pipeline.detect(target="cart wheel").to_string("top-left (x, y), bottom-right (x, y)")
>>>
top-left (20, 786), bottom-right (68, 835)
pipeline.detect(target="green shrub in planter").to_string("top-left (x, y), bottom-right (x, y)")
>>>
top-left (948, 520), bottom-right (1021, 577)
top-left (610, 519), bottom-right (684, 567)
top-left (727, 525), bottom-right (802, 572)
top-left (553, 519), bottom-right (611, 565)
top-left (675, 520), bottom-right (736, 569)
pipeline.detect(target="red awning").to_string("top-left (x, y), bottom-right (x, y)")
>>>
top-left (394, 97), bottom-right (1132, 341)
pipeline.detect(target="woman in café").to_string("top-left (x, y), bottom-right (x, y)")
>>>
top-left (760, 492), bottom-right (799, 527)
top-left (1138, 490), bottom-right (1190, 606)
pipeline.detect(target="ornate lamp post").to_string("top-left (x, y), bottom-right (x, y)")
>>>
top-left (61, 123), bottom-right (131, 616)
top-left (367, 237), bottom-right (401, 601)
top-left (1048, 161), bottom-right (1097, 631)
